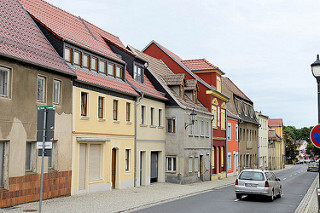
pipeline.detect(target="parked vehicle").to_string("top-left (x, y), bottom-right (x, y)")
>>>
top-left (294, 160), bottom-right (304, 164)
top-left (307, 162), bottom-right (319, 172)
top-left (235, 169), bottom-right (282, 201)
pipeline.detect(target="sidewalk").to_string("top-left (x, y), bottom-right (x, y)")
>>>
top-left (3, 166), bottom-right (293, 213)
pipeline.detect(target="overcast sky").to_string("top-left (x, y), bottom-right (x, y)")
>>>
top-left (45, 0), bottom-right (319, 128)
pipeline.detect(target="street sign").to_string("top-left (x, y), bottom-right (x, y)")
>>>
top-left (37, 105), bottom-right (55, 111)
top-left (36, 142), bottom-right (52, 149)
top-left (38, 149), bottom-right (52, 157)
top-left (311, 124), bottom-right (320, 149)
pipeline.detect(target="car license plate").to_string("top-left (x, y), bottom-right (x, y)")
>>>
top-left (245, 183), bottom-right (256, 187)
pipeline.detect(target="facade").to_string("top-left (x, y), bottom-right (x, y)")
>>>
top-left (268, 128), bottom-right (282, 170)
top-left (143, 42), bottom-right (229, 180)
top-left (269, 119), bottom-right (285, 169)
top-left (132, 47), bottom-right (213, 184)
top-left (107, 43), bottom-right (168, 187)
top-left (0, 0), bottom-right (75, 207)
top-left (20, 0), bottom-right (140, 194)
top-left (226, 110), bottom-right (240, 176)
top-left (222, 77), bottom-right (259, 171)
top-left (256, 111), bottom-right (269, 169)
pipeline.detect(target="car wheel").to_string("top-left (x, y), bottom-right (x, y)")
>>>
top-left (277, 187), bottom-right (282, 198)
top-left (236, 194), bottom-right (242, 200)
top-left (269, 189), bottom-right (274, 202)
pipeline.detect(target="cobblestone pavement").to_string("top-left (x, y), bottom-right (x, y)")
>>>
top-left (2, 166), bottom-right (294, 213)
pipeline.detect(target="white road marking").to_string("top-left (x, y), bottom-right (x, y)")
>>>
top-left (283, 178), bottom-right (287, 180)
top-left (234, 199), bottom-right (239, 202)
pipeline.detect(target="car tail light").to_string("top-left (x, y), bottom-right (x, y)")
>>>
top-left (235, 179), bottom-right (238, 185)
top-left (265, 180), bottom-right (269, 187)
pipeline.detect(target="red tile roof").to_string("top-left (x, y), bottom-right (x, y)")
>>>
top-left (182, 59), bottom-right (220, 71)
top-left (222, 77), bottom-right (252, 103)
top-left (0, 0), bottom-right (74, 76)
top-left (19, 0), bottom-right (123, 63)
top-left (73, 68), bottom-right (138, 96)
top-left (126, 72), bottom-right (167, 101)
top-left (268, 119), bottom-right (283, 127)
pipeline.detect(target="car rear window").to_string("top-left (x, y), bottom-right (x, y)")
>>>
top-left (239, 171), bottom-right (265, 181)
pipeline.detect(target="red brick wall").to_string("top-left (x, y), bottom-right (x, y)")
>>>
top-left (0, 170), bottom-right (71, 208)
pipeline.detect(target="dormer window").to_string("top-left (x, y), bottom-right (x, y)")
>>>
top-left (99, 60), bottom-right (107, 74)
top-left (91, 57), bottom-right (98, 71)
top-left (64, 47), bottom-right (72, 63)
top-left (108, 62), bottom-right (115, 77)
top-left (134, 64), bottom-right (144, 83)
top-left (116, 65), bottom-right (123, 79)
top-left (216, 76), bottom-right (221, 92)
top-left (192, 91), bottom-right (197, 104)
top-left (179, 85), bottom-right (185, 100)
top-left (74, 50), bottom-right (81, 66)
top-left (83, 53), bottom-right (90, 69)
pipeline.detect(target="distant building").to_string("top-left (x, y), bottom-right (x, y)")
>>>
top-left (269, 119), bottom-right (285, 169)
top-left (268, 128), bottom-right (282, 170)
top-left (256, 111), bottom-right (269, 169)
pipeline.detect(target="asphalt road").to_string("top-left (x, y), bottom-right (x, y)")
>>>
top-left (133, 165), bottom-right (317, 213)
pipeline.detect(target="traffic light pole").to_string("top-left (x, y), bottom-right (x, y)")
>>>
top-left (39, 109), bottom-right (47, 213)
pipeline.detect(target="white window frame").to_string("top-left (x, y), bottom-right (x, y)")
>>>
top-left (141, 105), bottom-right (146, 125)
top-left (0, 66), bottom-right (10, 98)
top-left (194, 156), bottom-right (199, 172)
top-left (228, 153), bottom-right (232, 170)
top-left (189, 156), bottom-right (193, 173)
top-left (206, 121), bottom-right (209, 137)
top-left (236, 124), bottom-right (239, 141)
top-left (194, 120), bottom-right (199, 136)
top-left (53, 79), bottom-right (61, 105)
top-left (37, 75), bottom-right (46, 103)
top-left (166, 156), bottom-right (176, 172)
top-left (200, 120), bottom-right (204, 136)
top-left (125, 149), bottom-right (131, 172)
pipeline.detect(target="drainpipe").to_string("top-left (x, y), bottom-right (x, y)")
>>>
top-left (210, 115), bottom-right (214, 181)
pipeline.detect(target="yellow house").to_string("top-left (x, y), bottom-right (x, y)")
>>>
top-left (269, 119), bottom-right (285, 169)
top-left (268, 128), bottom-right (282, 170)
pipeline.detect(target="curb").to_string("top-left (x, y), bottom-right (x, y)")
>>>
top-left (295, 174), bottom-right (318, 213)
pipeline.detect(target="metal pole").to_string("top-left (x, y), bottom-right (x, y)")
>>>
top-left (316, 78), bottom-right (320, 213)
top-left (39, 109), bottom-right (47, 213)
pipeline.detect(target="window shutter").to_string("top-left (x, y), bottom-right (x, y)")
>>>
top-left (79, 144), bottom-right (86, 190)
top-left (89, 144), bottom-right (101, 181)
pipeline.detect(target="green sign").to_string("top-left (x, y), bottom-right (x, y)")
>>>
top-left (37, 105), bottom-right (55, 111)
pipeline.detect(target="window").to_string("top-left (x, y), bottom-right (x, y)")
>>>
top-left (74, 50), bottom-right (81, 66)
top-left (0, 142), bottom-right (6, 187)
top-left (108, 62), bottom-right (115, 77)
top-left (200, 120), bottom-right (204, 136)
top-left (81, 92), bottom-right (88, 116)
top-left (221, 109), bottom-right (226, 130)
top-left (189, 156), bottom-right (193, 172)
top-left (228, 153), bottom-right (231, 170)
top-left (48, 141), bottom-right (57, 169)
top-left (99, 60), bottom-right (106, 74)
top-left (194, 156), bottom-right (199, 172)
top-left (189, 119), bottom-right (193, 135)
top-left (150, 107), bottom-right (154, 126)
top-left (206, 121), bottom-right (209, 137)
top-left (212, 106), bottom-right (217, 128)
top-left (134, 64), bottom-right (143, 83)
top-left (126, 102), bottom-right (131, 122)
top-left (25, 142), bottom-right (33, 172)
top-left (221, 147), bottom-right (224, 167)
top-left (141, 106), bottom-right (146, 124)
top-left (227, 123), bottom-right (231, 140)
top-left (212, 147), bottom-right (215, 169)
top-left (116, 66), bottom-right (123, 79)
top-left (166, 156), bottom-right (176, 172)
top-left (53, 80), bottom-right (61, 105)
top-left (0, 66), bottom-right (10, 98)
top-left (236, 124), bottom-right (239, 141)
top-left (64, 47), bottom-right (72, 63)
top-left (125, 149), bottom-right (130, 171)
top-left (89, 144), bottom-right (101, 181)
top-left (167, 118), bottom-right (176, 133)
top-left (158, 109), bottom-right (162, 126)
top-left (91, 57), bottom-right (98, 71)
top-left (83, 54), bottom-right (90, 69)
top-left (37, 76), bottom-right (46, 102)
top-left (206, 153), bottom-right (210, 170)
top-left (194, 120), bottom-right (198, 136)
top-left (98, 96), bottom-right (104, 118)
top-left (113, 100), bottom-right (118, 120)
top-left (216, 76), bottom-right (221, 92)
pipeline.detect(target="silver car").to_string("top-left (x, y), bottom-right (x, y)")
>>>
top-left (235, 169), bottom-right (282, 201)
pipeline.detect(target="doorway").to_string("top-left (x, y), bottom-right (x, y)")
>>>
top-left (112, 148), bottom-right (117, 189)
top-left (150, 152), bottom-right (158, 183)
top-left (140, 151), bottom-right (146, 186)
top-left (200, 155), bottom-right (204, 181)
top-left (79, 144), bottom-right (86, 191)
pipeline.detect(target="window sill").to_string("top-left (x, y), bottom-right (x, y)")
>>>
top-left (150, 125), bottom-right (157, 128)
top-left (168, 132), bottom-right (176, 134)
top-left (113, 120), bottom-right (120, 123)
top-left (25, 171), bottom-right (37, 175)
top-left (194, 135), bottom-right (199, 137)
top-left (213, 127), bottom-right (218, 130)
top-left (98, 118), bottom-right (106, 122)
top-left (125, 171), bottom-right (132, 174)
top-left (81, 116), bottom-right (90, 120)
top-left (140, 124), bottom-right (148, 127)
top-left (200, 135), bottom-right (205, 138)
top-left (126, 121), bottom-right (133, 125)
top-left (158, 126), bottom-right (164, 129)
top-left (205, 136), bottom-right (210, 138)
top-left (165, 171), bottom-right (176, 174)
top-left (188, 134), bottom-right (194, 137)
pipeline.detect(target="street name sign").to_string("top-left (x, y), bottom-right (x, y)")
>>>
top-left (310, 124), bottom-right (320, 149)
top-left (36, 142), bottom-right (52, 149)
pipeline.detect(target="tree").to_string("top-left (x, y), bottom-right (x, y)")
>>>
top-left (283, 132), bottom-right (299, 163)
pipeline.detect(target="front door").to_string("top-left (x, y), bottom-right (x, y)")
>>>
top-left (150, 152), bottom-right (158, 183)
top-left (112, 148), bottom-right (117, 189)
top-left (200, 155), bottom-right (204, 181)
top-left (233, 153), bottom-right (236, 175)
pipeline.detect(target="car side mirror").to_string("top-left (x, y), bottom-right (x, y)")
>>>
top-left (276, 178), bottom-right (280, 181)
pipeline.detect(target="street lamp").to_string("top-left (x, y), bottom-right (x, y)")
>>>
top-left (311, 54), bottom-right (320, 124)
top-left (185, 109), bottom-right (197, 129)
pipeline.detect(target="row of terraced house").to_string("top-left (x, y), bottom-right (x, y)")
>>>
top-left (0, 0), bottom-right (285, 208)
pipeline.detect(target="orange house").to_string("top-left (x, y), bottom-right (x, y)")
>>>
top-left (226, 110), bottom-right (240, 176)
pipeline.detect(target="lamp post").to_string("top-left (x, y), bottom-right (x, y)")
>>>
top-left (311, 54), bottom-right (320, 212)
top-left (185, 109), bottom-right (197, 129)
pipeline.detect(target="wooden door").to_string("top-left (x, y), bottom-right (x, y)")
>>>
top-left (112, 148), bottom-right (116, 189)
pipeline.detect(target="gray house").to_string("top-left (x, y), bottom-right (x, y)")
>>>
top-left (130, 46), bottom-right (213, 184)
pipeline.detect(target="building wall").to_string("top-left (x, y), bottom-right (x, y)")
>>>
top-left (136, 98), bottom-right (166, 186)
top-left (256, 113), bottom-right (269, 169)
top-left (0, 58), bottom-right (73, 207)
top-left (226, 118), bottom-right (239, 176)
top-left (71, 86), bottom-right (135, 195)
top-left (270, 126), bottom-right (285, 168)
